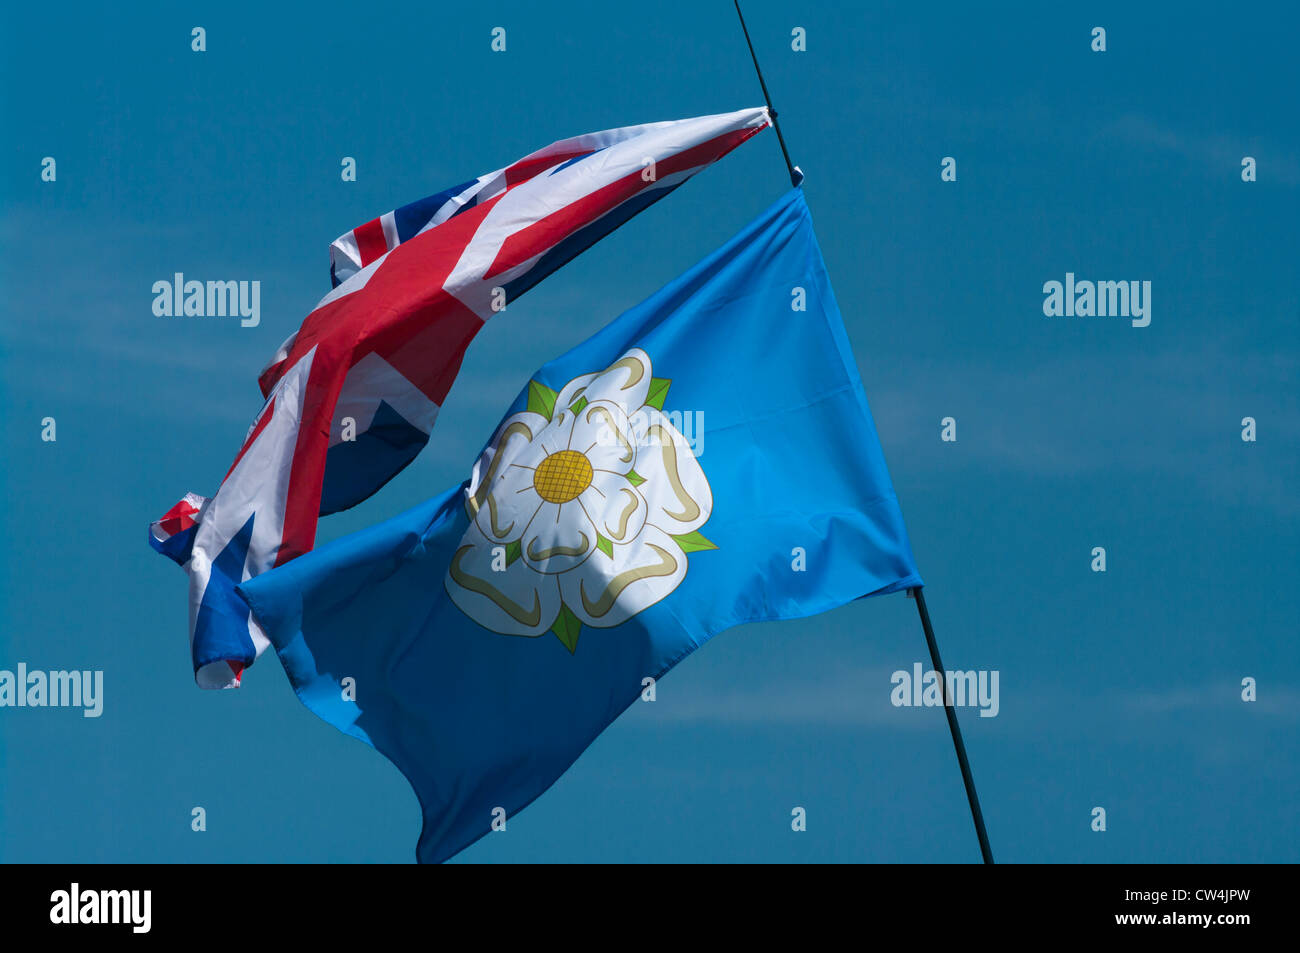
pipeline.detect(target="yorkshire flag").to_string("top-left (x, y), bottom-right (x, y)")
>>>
top-left (238, 187), bottom-right (922, 863)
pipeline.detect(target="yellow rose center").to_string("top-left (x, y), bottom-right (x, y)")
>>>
top-left (533, 450), bottom-right (593, 504)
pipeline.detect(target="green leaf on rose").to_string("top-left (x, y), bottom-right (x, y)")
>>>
top-left (671, 529), bottom-right (718, 554)
top-left (526, 380), bottom-right (558, 421)
top-left (645, 377), bottom-right (671, 411)
top-left (551, 602), bottom-right (582, 653)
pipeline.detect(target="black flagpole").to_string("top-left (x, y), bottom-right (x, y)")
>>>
top-left (913, 587), bottom-right (995, 863)
top-left (732, 0), bottom-right (802, 186)
top-left (731, 1), bottom-right (993, 865)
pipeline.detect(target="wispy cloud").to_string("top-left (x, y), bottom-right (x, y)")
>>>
top-left (641, 665), bottom-right (929, 729)
top-left (867, 344), bottom-right (1300, 514)
top-left (1103, 114), bottom-right (1300, 187)
top-left (1122, 684), bottom-right (1300, 719)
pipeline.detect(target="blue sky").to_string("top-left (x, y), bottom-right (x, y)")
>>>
top-left (1, 1), bottom-right (1296, 862)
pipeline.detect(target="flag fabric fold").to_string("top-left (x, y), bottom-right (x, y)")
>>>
top-left (238, 187), bottom-right (922, 863)
top-left (149, 108), bottom-right (770, 689)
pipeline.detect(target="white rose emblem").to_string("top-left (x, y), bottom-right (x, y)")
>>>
top-left (444, 347), bottom-right (715, 651)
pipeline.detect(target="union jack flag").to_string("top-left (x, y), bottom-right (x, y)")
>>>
top-left (150, 107), bottom-right (770, 689)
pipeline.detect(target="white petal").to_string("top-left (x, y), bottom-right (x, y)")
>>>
top-left (576, 347), bottom-right (652, 413)
top-left (628, 407), bottom-right (712, 536)
top-left (569, 399), bottom-right (635, 475)
top-left (521, 500), bottom-right (598, 574)
top-left (578, 469), bottom-right (647, 546)
top-left (560, 523), bottom-right (687, 628)
top-left (444, 522), bottom-right (560, 637)
top-left (473, 460), bottom-right (543, 544)
top-left (464, 410), bottom-right (547, 522)
top-left (553, 372), bottom-right (599, 413)
top-left (469, 407), bottom-right (583, 543)
top-left (533, 405), bottom-right (579, 458)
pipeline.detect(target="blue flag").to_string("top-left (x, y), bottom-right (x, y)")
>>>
top-left (238, 187), bottom-right (922, 862)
